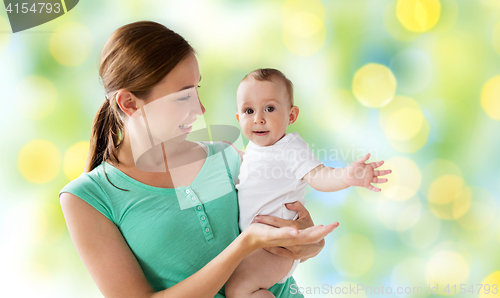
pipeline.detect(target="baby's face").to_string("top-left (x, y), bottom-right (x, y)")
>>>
top-left (236, 78), bottom-right (293, 147)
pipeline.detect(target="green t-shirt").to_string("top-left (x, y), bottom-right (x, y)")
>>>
top-left (59, 141), bottom-right (303, 298)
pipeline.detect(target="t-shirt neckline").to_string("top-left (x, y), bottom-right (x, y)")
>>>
top-left (102, 141), bottom-right (212, 193)
top-left (247, 132), bottom-right (295, 150)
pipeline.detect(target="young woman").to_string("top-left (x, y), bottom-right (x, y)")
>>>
top-left (59, 21), bottom-right (338, 298)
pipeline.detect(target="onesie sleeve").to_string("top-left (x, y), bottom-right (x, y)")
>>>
top-left (59, 173), bottom-right (116, 224)
top-left (284, 132), bottom-right (323, 180)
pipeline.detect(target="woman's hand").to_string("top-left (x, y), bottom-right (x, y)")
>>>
top-left (242, 220), bottom-right (337, 251)
top-left (253, 201), bottom-right (338, 261)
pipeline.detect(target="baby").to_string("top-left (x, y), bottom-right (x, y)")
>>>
top-left (225, 68), bottom-right (391, 298)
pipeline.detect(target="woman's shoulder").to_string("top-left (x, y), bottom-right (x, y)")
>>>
top-left (59, 163), bottom-right (117, 223)
top-left (60, 164), bottom-right (102, 193)
top-left (199, 141), bottom-right (242, 184)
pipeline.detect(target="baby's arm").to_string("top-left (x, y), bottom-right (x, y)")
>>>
top-left (303, 153), bottom-right (392, 192)
top-left (303, 164), bottom-right (349, 192)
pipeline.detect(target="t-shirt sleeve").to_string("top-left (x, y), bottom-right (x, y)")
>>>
top-left (284, 132), bottom-right (323, 180)
top-left (211, 141), bottom-right (241, 185)
top-left (59, 173), bottom-right (116, 224)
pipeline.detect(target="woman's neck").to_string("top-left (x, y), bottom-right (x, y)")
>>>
top-left (115, 130), bottom-right (187, 170)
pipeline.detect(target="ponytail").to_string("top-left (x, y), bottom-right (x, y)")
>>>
top-left (85, 95), bottom-right (128, 191)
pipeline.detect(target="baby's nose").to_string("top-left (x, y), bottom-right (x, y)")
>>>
top-left (254, 113), bottom-right (265, 124)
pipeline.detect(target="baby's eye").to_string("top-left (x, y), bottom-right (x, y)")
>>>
top-left (244, 108), bottom-right (254, 115)
top-left (178, 94), bottom-right (191, 101)
top-left (265, 106), bottom-right (275, 112)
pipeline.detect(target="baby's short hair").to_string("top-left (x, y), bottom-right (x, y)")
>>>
top-left (242, 68), bottom-right (294, 106)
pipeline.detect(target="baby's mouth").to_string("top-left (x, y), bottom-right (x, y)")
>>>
top-left (253, 131), bottom-right (269, 136)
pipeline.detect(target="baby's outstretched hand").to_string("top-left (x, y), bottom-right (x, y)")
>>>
top-left (343, 153), bottom-right (391, 192)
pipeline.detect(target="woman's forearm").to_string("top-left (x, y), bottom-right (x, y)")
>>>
top-left (150, 232), bottom-right (255, 298)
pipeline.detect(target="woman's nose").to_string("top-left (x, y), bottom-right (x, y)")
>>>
top-left (192, 95), bottom-right (205, 115)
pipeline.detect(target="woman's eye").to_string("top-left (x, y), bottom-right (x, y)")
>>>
top-left (245, 109), bottom-right (254, 114)
top-left (178, 95), bottom-right (191, 101)
top-left (265, 106), bottom-right (275, 112)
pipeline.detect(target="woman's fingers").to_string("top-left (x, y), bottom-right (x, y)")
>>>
top-left (249, 221), bottom-right (339, 250)
top-left (284, 201), bottom-right (311, 220)
top-left (374, 169), bottom-right (392, 177)
top-left (295, 222), bottom-right (339, 244)
top-left (263, 246), bottom-right (299, 259)
top-left (254, 215), bottom-right (299, 229)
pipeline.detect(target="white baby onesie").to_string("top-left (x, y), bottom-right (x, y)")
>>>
top-left (235, 132), bottom-right (322, 282)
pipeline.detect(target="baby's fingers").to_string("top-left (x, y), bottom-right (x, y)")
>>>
top-left (369, 160), bottom-right (384, 168)
top-left (355, 153), bottom-right (371, 164)
top-left (367, 184), bottom-right (382, 192)
top-left (372, 177), bottom-right (388, 183)
top-left (374, 169), bottom-right (392, 177)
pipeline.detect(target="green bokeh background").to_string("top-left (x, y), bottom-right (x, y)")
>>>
top-left (1, 0), bottom-right (499, 297)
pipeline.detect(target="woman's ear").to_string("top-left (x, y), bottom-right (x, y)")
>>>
top-left (289, 106), bottom-right (299, 124)
top-left (115, 90), bottom-right (139, 117)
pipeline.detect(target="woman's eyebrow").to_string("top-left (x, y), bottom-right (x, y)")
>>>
top-left (177, 76), bottom-right (202, 92)
top-left (178, 85), bottom-right (195, 91)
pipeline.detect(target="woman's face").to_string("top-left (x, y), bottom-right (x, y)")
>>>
top-left (119, 52), bottom-right (205, 143)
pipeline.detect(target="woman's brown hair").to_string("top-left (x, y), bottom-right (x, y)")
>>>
top-left (85, 21), bottom-right (194, 187)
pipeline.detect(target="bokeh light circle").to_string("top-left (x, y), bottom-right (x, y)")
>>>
top-left (312, 88), bottom-right (357, 132)
top-left (492, 21), bottom-right (500, 55)
top-left (15, 76), bottom-right (57, 120)
top-left (379, 157), bottom-right (421, 201)
top-left (479, 271), bottom-right (500, 298)
top-left (331, 234), bottom-right (374, 277)
top-left (386, 108), bottom-right (424, 140)
top-left (391, 257), bottom-right (428, 298)
top-left (326, 282), bottom-right (368, 298)
top-left (380, 96), bottom-right (429, 152)
top-left (396, 0), bottom-right (441, 33)
top-left (283, 11), bottom-right (326, 56)
top-left (384, 1), bottom-right (420, 41)
top-left (425, 251), bottom-right (469, 295)
top-left (421, 159), bottom-right (462, 193)
top-left (63, 141), bottom-right (90, 180)
top-left (456, 187), bottom-right (496, 231)
top-left (353, 63), bottom-right (397, 108)
top-left (50, 22), bottom-right (94, 67)
top-left (480, 0), bottom-right (500, 8)
top-left (481, 75), bottom-right (500, 121)
top-left (18, 140), bottom-right (61, 184)
top-left (428, 175), bottom-right (463, 205)
top-left (0, 16), bottom-right (11, 53)
top-left (377, 195), bottom-right (422, 231)
top-left (399, 211), bottom-right (441, 249)
top-left (427, 175), bottom-right (471, 220)
top-left (390, 48), bottom-right (433, 94)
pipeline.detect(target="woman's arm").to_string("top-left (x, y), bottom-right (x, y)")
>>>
top-left (61, 193), bottom-right (335, 298)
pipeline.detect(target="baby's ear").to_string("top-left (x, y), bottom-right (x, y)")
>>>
top-left (289, 106), bottom-right (299, 124)
top-left (235, 113), bottom-right (240, 122)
